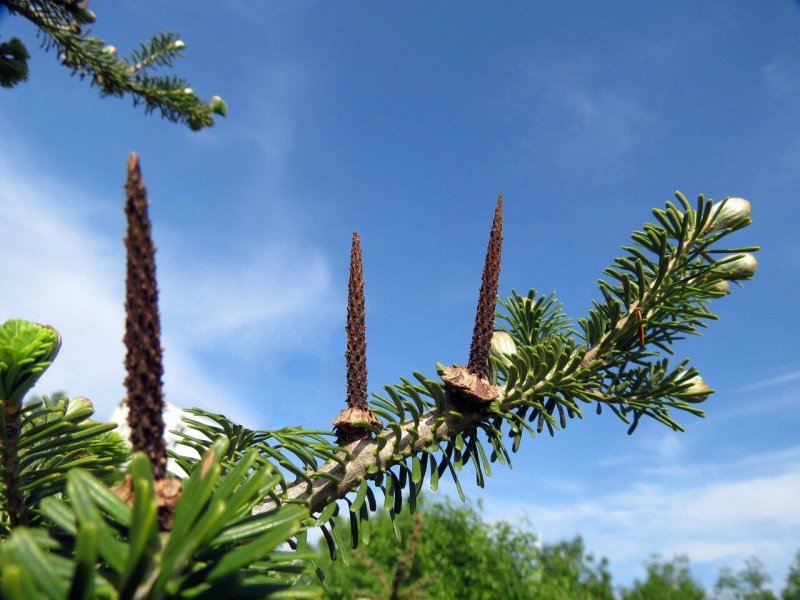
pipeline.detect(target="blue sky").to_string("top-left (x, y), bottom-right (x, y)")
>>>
top-left (1, 0), bottom-right (799, 592)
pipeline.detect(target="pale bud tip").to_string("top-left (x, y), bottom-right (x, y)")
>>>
top-left (210, 95), bottom-right (228, 116)
top-left (66, 396), bottom-right (94, 415)
top-left (127, 152), bottom-right (139, 172)
top-left (717, 252), bottom-right (758, 280)
top-left (490, 331), bottom-right (517, 360)
top-left (679, 374), bottom-right (713, 403)
top-left (708, 197), bottom-right (751, 232)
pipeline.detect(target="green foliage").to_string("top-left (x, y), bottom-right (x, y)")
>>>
top-left (534, 537), bottom-right (614, 600)
top-left (715, 558), bottom-right (778, 600)
top-left (0, 36), bottom-right (29, 87)
top-left (317, 496), bottom-right (614, 600)
top-left (0, 439), bottom-right (321, 598)
top-left (621, 555), bottom-right (706, 600)
top-left (0, 192), bottom-right (760, 596)
top-left (0, 319), bottom-right (61, 406)
top-left (0, 394), bottom-right (125, 531)
top-left (0, 0), bottom-right (224, 129)
top-left (782, 551), bottom-right (800, 600)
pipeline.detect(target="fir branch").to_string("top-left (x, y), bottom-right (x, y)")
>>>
top-left (250, 193), bottom-right (757, 518)
top-left (0, 37), bottom-right (30, 87)
top-left (1, 0), bottom-right (225, 129)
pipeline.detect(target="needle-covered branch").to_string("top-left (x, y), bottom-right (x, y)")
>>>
top-left (242, 193), bottom-right (757, 557)
top-left (0, 186), bottom-right (759, 596)
top-left (0, 0), bottom-right (226, 129)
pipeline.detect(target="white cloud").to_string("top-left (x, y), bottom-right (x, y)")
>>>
top-left (0, 143), bottom-right (339, 423)
top-left (738, 369), bottom-right (800, 393)
top-left (0, 153), bottom-right (126, 419)
top-left (508, 58), bottom-right (656, 176)
top-left (158, 238), bottom-right (339, 360)
top-left (762, 55), bottom-right (800, 102)
top-left (476, 444), bottom-right (800, 590)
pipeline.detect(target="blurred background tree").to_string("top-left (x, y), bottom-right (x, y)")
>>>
top-left (317, 494), bottom-right (799, 600)
top-left (317, 496), bottom-right (615, 600)
top-left (621, 555), bottom-right (706, 600)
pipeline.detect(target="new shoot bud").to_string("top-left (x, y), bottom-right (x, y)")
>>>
top-left (210, 95), bottom-right (227, 116)
top-left (706, 197), bottom-right (751, 232)
top-left (678, 375), bottom-right (713, 403)
top-left (490, 331), bottom-right (517, 362)
top-left (716, 253), bottom-right (758, 280)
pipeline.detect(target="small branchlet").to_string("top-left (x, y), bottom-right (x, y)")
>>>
top-left (1, 0), bottom-right (224, 129)
top-left (333, 233), bottom-right (380, 444)
top-left (0, 320), bottom-right (61, 527)
top-left (442, 195), bottom-right (504, 405)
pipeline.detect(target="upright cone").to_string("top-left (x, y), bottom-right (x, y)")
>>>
top-left (442, 195), bottom-right (504, 405)
top-left (333, 233), bottom-right (380, 443)
top-left (346, 232), bottom-right (368, 411)
top-left (123, 153), bottom-right (168, 478)
top-left (468, 194), bottom-right (504, 380)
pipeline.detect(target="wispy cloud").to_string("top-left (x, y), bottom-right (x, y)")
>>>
top-left (762, 55), bottom-right (800, 103)
top-left (738, 369), bottom-right (800, 393)
top-left (158, 238), bottom-right (340, 361)
top-left (507, 58), bottom-right (656, 177)
top-left (0, 141), bottom-right (339, 423)
top-left (476, 444), bottom-right (800, 590)
top-left (708, 370), bottom-right (800, 422)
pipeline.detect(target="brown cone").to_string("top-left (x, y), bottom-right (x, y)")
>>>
top-left (442, 195), bottom-right (504, 406)
top-left (346, 233), bottom-right (368, 411)
top-left (468, 194), bottom-right (504, 380)
top-left (123, 153), bottom-right (169, 479)
top-left (334, 233), bottom-right (380, 443)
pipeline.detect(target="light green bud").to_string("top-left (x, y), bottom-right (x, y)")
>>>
top-left (490, 331), bottom-right (517, 360)
top-left (678, 375), bottom-right (712, 403)
top-left (66, 396), bottom-right (94, 415)
top-left (707, 197), bottom-right (751, 231)
top-left (716, 253), bottom-right (758, 280)
top-left (708, 279), bottom-right (730, 294)
top-left (210, 95), bottom-right (228, 116)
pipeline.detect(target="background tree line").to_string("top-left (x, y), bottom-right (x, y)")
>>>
top-left (317, 496), bottom-right (800, 600)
